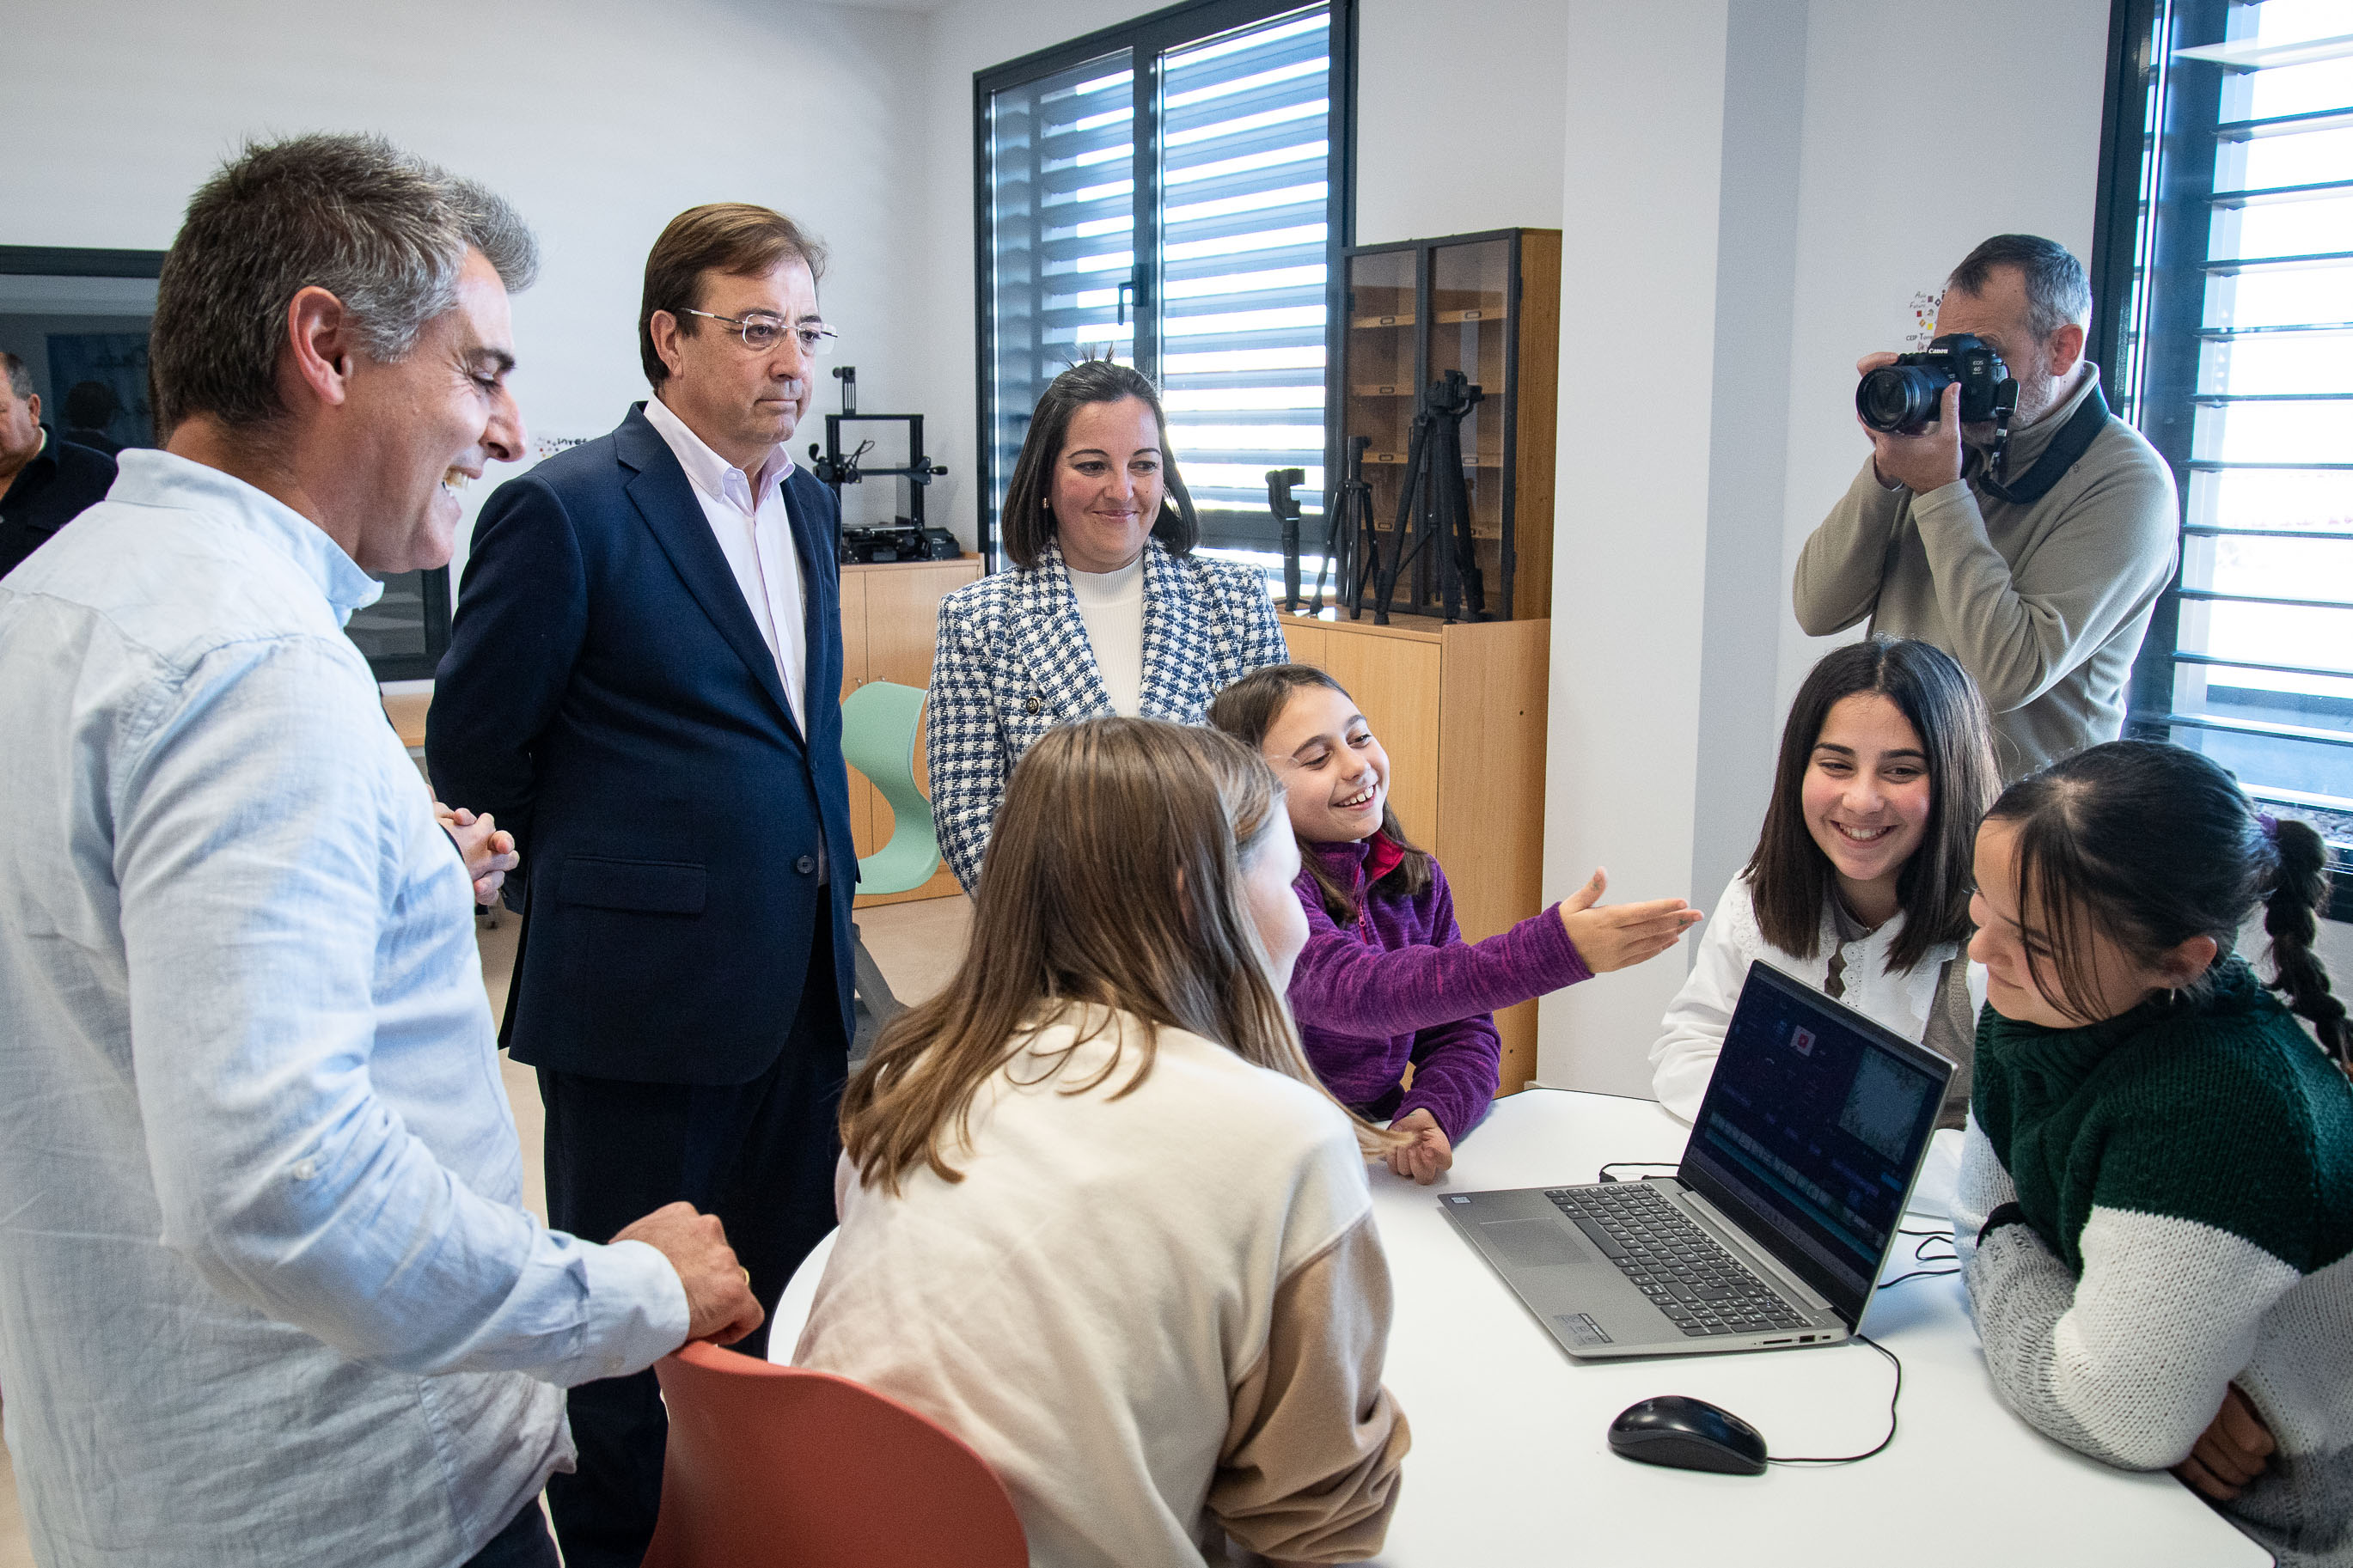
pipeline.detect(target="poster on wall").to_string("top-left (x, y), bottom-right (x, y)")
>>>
top-left (46, 331), bottom-right (154, 448)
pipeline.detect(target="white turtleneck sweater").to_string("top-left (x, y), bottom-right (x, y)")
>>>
top-left (1066, 553), bottom-right (1146, 717)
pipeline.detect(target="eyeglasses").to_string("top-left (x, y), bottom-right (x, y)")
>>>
top-left (677, 308), bottom-right (839, 356)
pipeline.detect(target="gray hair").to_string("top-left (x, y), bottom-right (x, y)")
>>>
top-left (150, 133), bottom-right (538, 435)
top-left (1948, 234), bottom-right (2091, 344)
top-left (1, 351), bottom-right (31, 403)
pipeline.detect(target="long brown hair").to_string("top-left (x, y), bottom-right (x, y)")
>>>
top-left (840, 717), bottom-right (1406, 1193)
top-left (997, 357), bottom-right (1199, 569)
top-left (1207, 664), bottom-right (1436, 922)
top-left (1746, 638), bottom-right (1997, 971)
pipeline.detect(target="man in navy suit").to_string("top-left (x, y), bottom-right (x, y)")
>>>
top-left (428, 204), bottom-right (856, 1568)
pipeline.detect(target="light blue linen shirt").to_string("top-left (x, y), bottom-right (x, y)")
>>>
top-left (0, 452), bottom-right (690, 1566)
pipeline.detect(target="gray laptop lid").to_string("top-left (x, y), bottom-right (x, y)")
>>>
top-left (1678, 961), bottom-right (1955, 1329)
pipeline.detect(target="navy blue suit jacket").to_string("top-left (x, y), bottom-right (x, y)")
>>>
top-left (427, 404), bottom-right (856, 1084)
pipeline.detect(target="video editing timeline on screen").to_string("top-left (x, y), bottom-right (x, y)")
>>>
top-left (1690, 983), bottom-right (1940, 1299)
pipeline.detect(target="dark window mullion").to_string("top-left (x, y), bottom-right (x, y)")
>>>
top-left (2123, 0), bottom-right (2231, 736)
top-left (1131, 52), bottom-right (1164, 380)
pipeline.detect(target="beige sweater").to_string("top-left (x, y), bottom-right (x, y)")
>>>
top-left (1794, 368), bottom-right (2178, 778)
top-left (795, 1010), bottom-right (1408, 1568)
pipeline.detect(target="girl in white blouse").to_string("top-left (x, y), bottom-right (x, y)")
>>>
top-left (1650, 638), bottom-right (1998, 1124)
top-left (797, 718), bottom-right (1411, 1568)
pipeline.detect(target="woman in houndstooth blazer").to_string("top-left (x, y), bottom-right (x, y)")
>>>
top-left (928, 361), bottom-right (1288, 890)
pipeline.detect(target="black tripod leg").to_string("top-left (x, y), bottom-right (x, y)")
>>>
top-left (1378, 417), bottom-right (1431, 625)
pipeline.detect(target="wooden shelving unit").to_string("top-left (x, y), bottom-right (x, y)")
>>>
top-left (1334, 228), bottom-right (1561, 622)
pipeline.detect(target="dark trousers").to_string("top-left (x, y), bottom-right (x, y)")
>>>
top-left (462, 1501), bottom-right (561, 1568)
top-left (539, 924), bottom-right (847, 1568)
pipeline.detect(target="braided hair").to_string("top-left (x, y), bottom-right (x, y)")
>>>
top-left (1987, 741), bottom-right (2349, 1070)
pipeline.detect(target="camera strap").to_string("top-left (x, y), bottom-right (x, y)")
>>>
top-left (1979, 381), bottom-right (2112, 507)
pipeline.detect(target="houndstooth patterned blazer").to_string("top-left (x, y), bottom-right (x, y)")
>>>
top-left (927, 538), bottom-right (1289, 889)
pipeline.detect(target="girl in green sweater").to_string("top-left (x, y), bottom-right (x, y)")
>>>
top-left (1956, 740), bottom-right (2352, 1567)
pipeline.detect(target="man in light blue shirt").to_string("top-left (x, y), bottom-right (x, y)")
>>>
top-left (0, 135), bottom-right (762, 1568)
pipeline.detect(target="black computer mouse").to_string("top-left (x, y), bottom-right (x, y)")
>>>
top-left (1607, 1394), bottom-right (1769, 1475)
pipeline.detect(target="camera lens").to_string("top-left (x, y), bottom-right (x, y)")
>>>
top-left (1856, 366), bottom-right (1949, 435)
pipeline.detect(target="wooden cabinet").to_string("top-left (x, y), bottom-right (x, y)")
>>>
top-left (1279, 609), bottom-right (1550, 1094)
top-left (1336, 228), bottom-right (1560, 623)
top-left (841, 556), bottom-right (981, 907)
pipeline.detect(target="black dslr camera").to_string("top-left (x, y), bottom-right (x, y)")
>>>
top-left (1855, 333), bottom-right (2015, 435)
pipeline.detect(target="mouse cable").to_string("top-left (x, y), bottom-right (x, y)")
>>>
top-left (1596, 1161), bottom-right (1678, 1183)
top-left (1765, 1334), bottom-right (1901, 1466)
top-left (1876, 1266), bottom-right (1960, 1289)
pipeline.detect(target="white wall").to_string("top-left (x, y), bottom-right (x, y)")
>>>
top-left (3, 0), bottom-right (937, 570)
top-left (1354, 0), bottom-right (1567, 245)
top-left (1537, 0), bottom-right (2117, 1094)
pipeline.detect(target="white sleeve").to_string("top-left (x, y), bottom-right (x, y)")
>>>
top-left (119, 639), bottom-right (688, 1383)
top-left (1647, 878), bottom-right (1757, 1122)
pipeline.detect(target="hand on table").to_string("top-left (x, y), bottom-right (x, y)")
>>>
top-left (612, 1201), bottom-right (765, 1347)
top-left (1558, 869), bottom-right (1701, 973)
top-left (433, 801), bottom-right (520, 906)
top-left (1855, 359), bottom-right (1965, 496)
top-left (2173, 1383), bottom-right (2276, 1502)
top-left (1384, 1108), bottom-right (1454, 1186)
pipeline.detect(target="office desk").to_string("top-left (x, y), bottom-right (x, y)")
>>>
top-left (771, 1089), bottom-right (2265, 1566)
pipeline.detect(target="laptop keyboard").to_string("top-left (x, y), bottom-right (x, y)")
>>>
top-left (1545, 1181), bottom-right (1812, 1338)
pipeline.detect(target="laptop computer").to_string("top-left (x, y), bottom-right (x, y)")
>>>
top-left (1440, 960), bottom-right (1954, 1359)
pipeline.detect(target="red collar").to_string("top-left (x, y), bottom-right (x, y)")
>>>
top-left (1361, 830), bottom-right (1406, 883)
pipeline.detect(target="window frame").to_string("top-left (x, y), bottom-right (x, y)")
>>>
top-left (970, 0), bottom-right (1358, 570)
top-left (2090, 0), bottom-right (2353, 918)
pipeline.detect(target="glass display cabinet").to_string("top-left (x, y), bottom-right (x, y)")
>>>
top-left (1332, 228), bottom-right (1560, 621)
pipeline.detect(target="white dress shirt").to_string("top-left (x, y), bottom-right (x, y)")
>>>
top-left (642, 394), bottom-right (810, 735)
top-left (1065, 553), bottom-right (1146, 717)
top-left (0, 452), bottom-right (689, 1568)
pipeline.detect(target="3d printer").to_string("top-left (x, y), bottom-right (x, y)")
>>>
top-left (808, 367), bottom-right (961, 564)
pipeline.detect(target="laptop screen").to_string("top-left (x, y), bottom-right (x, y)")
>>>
top-left (1678, 961), bottom-right (1953, 1325)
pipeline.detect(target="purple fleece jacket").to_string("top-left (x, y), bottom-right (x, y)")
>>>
top-left (1288, 838), bottom-right (1592, 1144)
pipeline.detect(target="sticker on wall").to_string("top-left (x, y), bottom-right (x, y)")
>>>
top-left (1902, 290), bottom-right (1944, 351)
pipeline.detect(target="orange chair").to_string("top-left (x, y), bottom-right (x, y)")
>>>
top-left (641, 1340), bottom-right (1029, 1568)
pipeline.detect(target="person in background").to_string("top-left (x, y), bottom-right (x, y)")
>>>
top-left (1955, 740), bottom-right (2351, 1568)
top-left (1794, 235), bottom-right (2177, 780)
top-left (63, 380), bottom-right (126, 455)
top-left (429, 202), bottom-right (855, 1568)
top-left (927, 357), bottom-right (1288, 891)
top-left (798, 718), bottom-right (1410, 1568)
top-left (1209, 664), bottom-right (1700, 1184)
top-left (0, 134), bottom-right (760, 1568)
top-left (0, 351), bottom-right (116, 577)
top-left (1651, 638), bottom-right (1997, 1126)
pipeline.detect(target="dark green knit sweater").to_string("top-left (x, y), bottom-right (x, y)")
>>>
top-left (1972, 956), bottom-right (2353, 1278)
top-left (1961, 956), bottom-right (2353, 1566)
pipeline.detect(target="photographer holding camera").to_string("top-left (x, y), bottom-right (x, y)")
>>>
top-left (1794, 235), bottom-right (2177, 779)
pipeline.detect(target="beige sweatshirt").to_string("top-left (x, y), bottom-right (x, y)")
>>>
top-left (794, 1010), bottom-right (1408, 1568)
top-left (1793, 367), bottom-right (2179, 778)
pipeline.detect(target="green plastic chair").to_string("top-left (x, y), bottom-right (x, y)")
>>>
top-left (840, 680), bottom-right (940, 895)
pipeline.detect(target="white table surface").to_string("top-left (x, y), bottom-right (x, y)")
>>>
top-left (772, 1088), bottom-right (2266, 1566)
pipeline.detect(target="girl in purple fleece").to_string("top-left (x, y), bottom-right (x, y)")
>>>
top-left (1209, 666), bottom-right (1702, 1183)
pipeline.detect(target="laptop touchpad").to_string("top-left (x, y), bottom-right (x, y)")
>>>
top-left (1481, 1218), bottom-right (1584, 1267)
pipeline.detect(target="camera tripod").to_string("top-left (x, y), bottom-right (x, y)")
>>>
top-left (1321, 436), bottom-right (1378, 618)
top-left (1371, 369), bottom-right (1487, 625)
